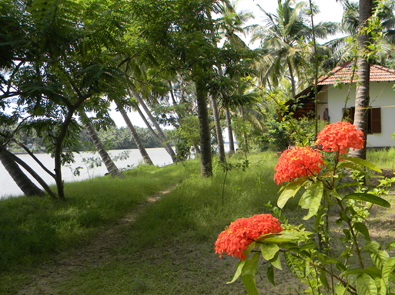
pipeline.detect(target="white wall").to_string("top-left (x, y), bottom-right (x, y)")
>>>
top-left (327, 82), bottom-right (395, 147)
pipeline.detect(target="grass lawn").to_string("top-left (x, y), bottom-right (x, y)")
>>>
top-left (1, 150), bottom-right (395, 294)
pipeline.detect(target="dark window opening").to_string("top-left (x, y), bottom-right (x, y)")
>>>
top-left (342, 107), bottom-right (381, 134)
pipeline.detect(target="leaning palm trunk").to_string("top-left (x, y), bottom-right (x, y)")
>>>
top-left (210, 96), bottom-right (226, 163)
top-left (117, 104), bottom-right (153, 165)
top-left (133, 101), bottom-right (162, 143)
top-left (79, 111), bottom-right (125, 178)
top-left (349, 0), bottom-right (372, 160)
top-left (129, 87), bottom-right (176, 163)
top-left (0, 146), bottom-right (45, 197)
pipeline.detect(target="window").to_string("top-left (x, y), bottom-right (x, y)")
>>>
top-left (342, 107), bottom-right (381, 134)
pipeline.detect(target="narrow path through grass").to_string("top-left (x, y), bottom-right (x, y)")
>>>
top-left (17, 186), bottom-right (177, 295)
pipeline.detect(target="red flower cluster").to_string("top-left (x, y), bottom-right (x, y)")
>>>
top-left (215, 214), bottom-right (282, 260)
top-left (315, 121), bottom-right (364, 154)
top-left (274, 146), bottom-right (324, 185)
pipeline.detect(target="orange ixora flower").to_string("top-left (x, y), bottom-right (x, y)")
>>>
top-left (274, 146), bottom-right (324, 185)
top-left (215, 214), bottom-right (282, 260)
top-left (316, 121), bottom-right (364, 154)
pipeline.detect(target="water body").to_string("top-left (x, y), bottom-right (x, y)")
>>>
top-left (0, 148), bottom-right (173, 199)
top-left (0, 144), bottom-right (236, 199)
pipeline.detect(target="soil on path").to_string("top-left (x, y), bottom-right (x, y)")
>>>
top-left (17, 187), bottom-right (175, 295)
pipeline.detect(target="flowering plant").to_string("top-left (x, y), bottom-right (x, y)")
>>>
top-left (215, 214), bottom-right (283, 260)
top-left (216, 121), bottom-right (395, 295)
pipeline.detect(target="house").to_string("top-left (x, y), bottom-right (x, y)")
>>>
top-left (289, 62), bottom-right (395, 148)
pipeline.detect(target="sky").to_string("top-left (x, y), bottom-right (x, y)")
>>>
top-left (111, 0), bottom-right (346, 128)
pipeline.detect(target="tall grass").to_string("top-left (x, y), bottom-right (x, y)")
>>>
top-left (367, 147), bottom-right (395, 170)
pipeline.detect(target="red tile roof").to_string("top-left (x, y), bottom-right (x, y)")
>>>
top-left (317, 62), bottom-right (395, 85)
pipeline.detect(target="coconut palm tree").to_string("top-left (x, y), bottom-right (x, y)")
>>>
top-left (79, 110), bottom-right (125, 178)
top-left (115, 101), bottom-right (153, 165)
top-left (215, 0), bottom-right (254, 154)
top-left (252, 0), bottom-right (337, 96)
top-left (349, 0), bottom-right (373, 160)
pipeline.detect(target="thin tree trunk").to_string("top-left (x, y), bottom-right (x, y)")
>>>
top-left (0, 146), bottom-right (45, 197)
top-left (79, 110), bottom-right (125, 178)
top-left (238, 83), bottom-right (248, 151)
top-left (196, 79), bottom-right (212, 177)
top-left (225, 107), bottom-right (235, 154)
top-left (129, 87), bottom-right (176, 163)
top-left (287, 58), bottom-right (296, 97)
top-left (210, 96), bottom-right (226, 163)
top-left (54, 109), bottom-right (75, 200)
top-left (117, 104), bottom-right (153, 165)
top-left (349, 0), bottom-right (373, 160)
top-left (240, 105), bottom-right (248, 151)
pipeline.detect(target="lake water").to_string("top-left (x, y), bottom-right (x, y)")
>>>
top-left (0, 144), bottom-right (236, 199)
top-left (0, 148), bottom-right (174, 199)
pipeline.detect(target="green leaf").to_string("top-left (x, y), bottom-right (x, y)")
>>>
top-left (299, 241), bottom-right (317, 252)
top-left (315, 206), bottom-right (325, 232)
top-left (372, 251), bottom-right (390, 271)
top-left (284, 251), bottom-right (303, 279)
top-left (339, 162), bottom-right (366, 173)
top-left (354, 222), bottom-right (371, 241)
top-left (334, 284), bottom-right (348, 295)
top-left (241, 252), bottom-right (261, 295)
top-left (277, 177), bottom-right (307, 208)
top-left (298, 181), bottom-right (324, 220)
top-left (347, 157), bottom-right (382, 173)
top-left (386, 241), bottom-right (395, 251)
top-left (320, 269), bottom-right (330, 289)
top-left (342, 266), bottom-right (381, 278)
top-left (261, 244), bottom-right (279, 261)
top-left (267, 265), bottom-right (275, 286)
top-left (244, 242), bottom-right (257, 257)
top-left (261, 234), bottom-right (299, 244)
top-left (227, 260), bottom-right (246, 284)
top-left (356, 273), bottom-right (378, 295)
top-left (342, 193), bottom-right (391, 208)
top-left (337, 181), bottom-right (360, 189)
top-left (269, 251), bottom-right (282, 270)
top-left (323, 257), bottom-right (340, 265)
top-left (382, 257), bottom-right (395, 287)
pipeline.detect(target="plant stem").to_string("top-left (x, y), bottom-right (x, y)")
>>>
top-left (336, 198), bottom-right (365, 269)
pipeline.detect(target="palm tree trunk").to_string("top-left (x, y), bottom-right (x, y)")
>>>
top-left (196, 79), bottom-right (212, 177)
top-left (287, 58), bottom-right (296, 97)
top-left (238, 83), bottom-right (248, 151)
top-left (133, 101), bottom-right (162, 142)
top-left (349, 0), bottom-right (373, 160)
top-left (0, 146), bottom-right (45, 197)
top-left (129, 87), bottom-right (176, 163)
top-left (116, 104), bottom-right (153, 165)
top-left (210, 96), bottom-right (226, 163)
top-left (225, 107), bottom-right (235, 154)
top-left (8, 151), bottom-right (58, 199)
top-left (79, 111), bottom-right (125, 178)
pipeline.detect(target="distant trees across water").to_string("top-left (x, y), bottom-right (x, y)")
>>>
top-left (9, 126), bottom-right (169, 152)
